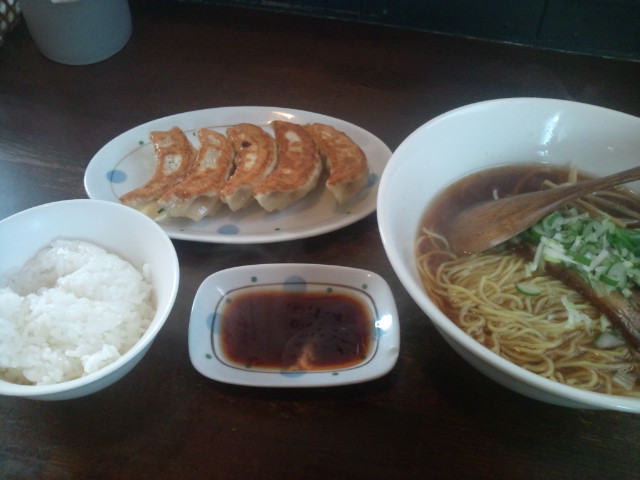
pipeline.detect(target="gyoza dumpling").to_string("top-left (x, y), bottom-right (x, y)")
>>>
top-left (253, 121), bottom-right (322, 212)
top-left (156, 128), bottom-right (235, 221)
top-left (220, 123), bottom-right (277, 211)
top-left (119, 126), bottom-right (197, 217)
top-left (304, 123), bottom-right (369, 205)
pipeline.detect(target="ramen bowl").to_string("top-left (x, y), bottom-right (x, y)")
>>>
top-left (377, 98), bottom-right (640, 412)
top-left (0, 199), bottom-right (180, 400)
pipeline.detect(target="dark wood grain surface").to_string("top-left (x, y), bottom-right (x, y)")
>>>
top-left (1, 2), bottom-right (640, 479)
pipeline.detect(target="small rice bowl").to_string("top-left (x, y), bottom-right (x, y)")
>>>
top-left (0, 239), bottom-right (155, 385)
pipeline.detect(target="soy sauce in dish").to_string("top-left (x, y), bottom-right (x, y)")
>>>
top-left (219, 290), bottom-right (373, 370)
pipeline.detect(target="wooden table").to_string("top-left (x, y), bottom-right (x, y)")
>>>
top-left (2, 2), bottom-right (640, 479)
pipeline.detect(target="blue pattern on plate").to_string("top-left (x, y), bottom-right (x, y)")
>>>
top-left (366, 172), bottom-right (378, 188)
top-left (218, 224), bottom-right (239, 235)
top-left (206, 312), bottom-right (215, 331)
top-left (282, 275), bottom-right (307, 292)
top-left (107, 169), bottom-right (127, 183)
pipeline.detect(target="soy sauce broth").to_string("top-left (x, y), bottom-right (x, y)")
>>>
top-left (421, 164), bottom-right (577, 236)
top-left (218, 289), bottom-right (374, 371)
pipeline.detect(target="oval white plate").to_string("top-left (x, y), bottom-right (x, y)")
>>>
top-left (84, 106), bottom-right (391, 243)
top-left (188, 264), bottom-right (400, 387)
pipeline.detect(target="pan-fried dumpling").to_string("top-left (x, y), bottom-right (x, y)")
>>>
top-left (253, 121), bottom-right (322, 212)
top-left (155, 128), bottom-right (235, 221)
top-left (220, 123), bottom-right (276, 211)
top-left (119, 126), bottom-right (197, 217)
top-left (304, 123), bottom-right (369, 205)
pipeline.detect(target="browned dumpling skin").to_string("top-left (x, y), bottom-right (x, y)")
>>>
top-left (253, 121), bottom-right (322, 212)
top-left (304, 123), bottom-right (369, 205)
top-left (220, 123), bottom-right (276, 211)
top-left (156, 128), bottom-right (235, 221)
top-left (119, 126), bottom-right (197, 217)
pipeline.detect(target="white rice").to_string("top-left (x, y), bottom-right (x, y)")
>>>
top-left (0, 240), bottom-right (155, 385)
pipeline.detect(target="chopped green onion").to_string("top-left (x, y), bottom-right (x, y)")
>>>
top-left (600, 262), bottom-right (627, 289)
top-left (612, 370), bottom-right (637, 391)
top-left (531, 223), bottom-right (545, 237)
top-left (515, 283), bottom-right (541, 296)
top-left (518, 207), bottom-right (640, 297)
top-left (561, 296), bottom-right (593, 334)
top-left (542, 211), bottom-right (563, 231)
top-left (586, 249), bottom-right (610, 272)
top-left (594, 331), bottom-right (626, 349)
top-left (570, 252), bottom-right (591, 266)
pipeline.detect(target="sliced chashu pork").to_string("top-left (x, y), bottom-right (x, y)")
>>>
top-left (220, 123), bottom-right (276, 211)
top-left (156, 128), bottom-right (235, 221)
top-left (253, 120), bottom-right (322, 212)
top-left (513, 242), bottom-right (640, 349)
top-left (119, 126), bottom-right (197, 217)
top-left (304, 123), bottom-right (369, 205)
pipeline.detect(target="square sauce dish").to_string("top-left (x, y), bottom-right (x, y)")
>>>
top-left (188, 264), bottom-right (400, 387)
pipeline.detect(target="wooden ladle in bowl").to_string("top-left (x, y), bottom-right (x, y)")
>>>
top-left (445, 165), bottom-right (640, 255)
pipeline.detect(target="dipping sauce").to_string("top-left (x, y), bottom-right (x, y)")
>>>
top-left (219, 290), bottom-right (373, 371)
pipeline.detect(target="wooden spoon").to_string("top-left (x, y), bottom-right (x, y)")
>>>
top-left (445, 165), bottom-right (640, 255)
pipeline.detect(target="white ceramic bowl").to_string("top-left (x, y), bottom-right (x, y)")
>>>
top-left (0, 199), bottom-right (180, 400)
top-left (377, 98), bottom-right (640, 412)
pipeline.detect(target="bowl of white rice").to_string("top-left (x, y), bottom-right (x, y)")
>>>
top-left (0, 199), bottom-right (180, 400)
